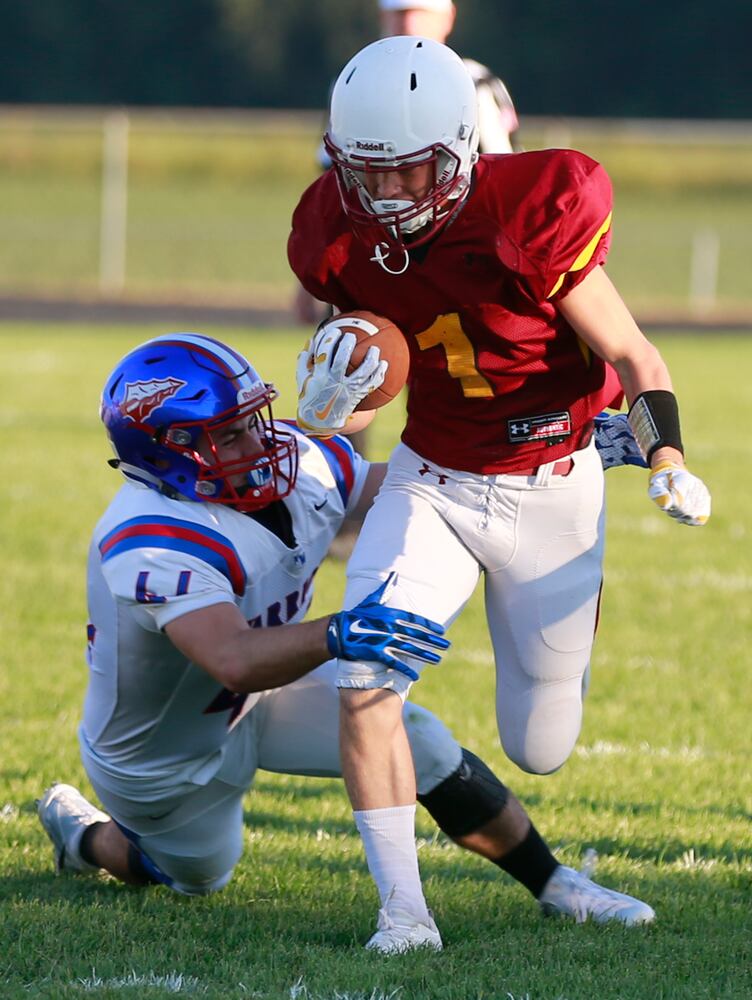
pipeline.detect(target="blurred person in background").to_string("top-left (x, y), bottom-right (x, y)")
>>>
top-left (294, 0), bottom-right (522, 558)
top-left (379, 0), bottom-right (520, 154)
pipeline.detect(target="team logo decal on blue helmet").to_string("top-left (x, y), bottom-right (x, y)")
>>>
top-left (120, 378), bottom-right (187, 423)
top-left (101, 333), bottom-right (299, 512)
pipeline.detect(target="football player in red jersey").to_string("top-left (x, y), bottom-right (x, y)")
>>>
top-left (294, 0), bottom-right (638, 544)
top-left (295, 0), bottom-right (520, 327)
top-left (288, 37), bottom-right (711, 953)
top-left (293, 0), bottom-right (523, 565)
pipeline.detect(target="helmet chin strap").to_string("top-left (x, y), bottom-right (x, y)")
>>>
top-left (366, 178), bottom-right (471, 275)
top-left (366, 194), bottom-right (429, 274)
top-left (111, 458), bottom-right (172, 492)
top-left (370, 242), bottom-right (410, 275)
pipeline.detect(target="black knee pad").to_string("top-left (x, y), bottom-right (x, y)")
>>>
top-left (417, 747), bottom-right (509, 838)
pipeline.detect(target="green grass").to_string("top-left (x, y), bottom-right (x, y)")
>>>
top-left (1, 325), bottom-right (751, 999)
top-left (1, 112), bottom-right (751, 313)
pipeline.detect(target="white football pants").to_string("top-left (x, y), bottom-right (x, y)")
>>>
top-left (338, 439), bottom-right (606, 776)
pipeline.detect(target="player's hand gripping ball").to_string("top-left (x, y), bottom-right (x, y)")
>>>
top-left (296, 311), bottom-right (409, 434)
top-left (338, 311), bottom-right (409, 410)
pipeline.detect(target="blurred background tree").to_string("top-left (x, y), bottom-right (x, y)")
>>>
top-left (0, 0), bottom-right (749, 118)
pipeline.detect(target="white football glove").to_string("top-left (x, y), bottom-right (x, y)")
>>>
top-left (648, 461), bottom-right (711, 526)
top-left (296, 324), bottom-right (387, 435)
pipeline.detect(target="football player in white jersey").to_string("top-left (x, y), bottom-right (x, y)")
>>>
top-left (39, 333), bottom-right (654, 947)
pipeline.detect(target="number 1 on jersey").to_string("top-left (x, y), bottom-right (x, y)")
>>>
top-left (415, 313), bottom-right (494, 398)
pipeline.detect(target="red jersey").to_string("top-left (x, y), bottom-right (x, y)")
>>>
top-left (288, 149), bottom-right (622, 474)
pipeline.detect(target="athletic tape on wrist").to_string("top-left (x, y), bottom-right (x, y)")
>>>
top-left (627, 390), bottom-right (683, 461)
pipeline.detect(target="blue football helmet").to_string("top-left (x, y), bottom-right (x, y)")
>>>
top-left (100, 333), bottom-right (299, 512)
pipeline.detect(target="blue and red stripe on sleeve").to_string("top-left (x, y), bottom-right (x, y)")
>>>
top-left (306, 434), bottom-right (357, 506)
top-left (279, 421), bottom-right (358, 507)
top-left (98, 516), bottom-right (246, 596)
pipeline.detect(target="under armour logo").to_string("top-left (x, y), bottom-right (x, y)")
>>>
top-left (510, 422), bottom-right (530, 436)
top-left (418, 462), bottom-right (447, 485)
top-left (508, 410), bottom-right (572, 444)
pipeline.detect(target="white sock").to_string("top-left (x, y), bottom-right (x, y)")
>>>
top-left (353, 804), bottom-right (431, 922)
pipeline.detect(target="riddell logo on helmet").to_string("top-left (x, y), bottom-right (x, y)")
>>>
top-left (237, 386), bottom-right (262, 404)
top-left (355, 140), bottom-right (387, 151)
top-left (120, 378), bottom-right (187, 422)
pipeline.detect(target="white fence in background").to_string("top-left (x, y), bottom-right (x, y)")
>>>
top-left (99, 112), bottom-right (129, 293)
top-left (1, 105), bottom-right (751, 315)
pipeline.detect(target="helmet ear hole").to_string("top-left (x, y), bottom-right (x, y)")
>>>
top-left (166, 428), bottom-right (193, 447)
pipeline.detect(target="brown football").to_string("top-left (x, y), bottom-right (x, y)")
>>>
top-left (335, 310), bottom-right (409, 411)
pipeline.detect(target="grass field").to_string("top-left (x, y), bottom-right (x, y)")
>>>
top-left (1, 324), bottom-right (750, 999)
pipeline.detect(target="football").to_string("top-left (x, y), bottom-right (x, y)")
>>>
top-left (335, 310), bottom-right (409, 410)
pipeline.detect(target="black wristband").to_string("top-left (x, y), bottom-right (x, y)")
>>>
top-left (627, 390), bottom-right (684, 462)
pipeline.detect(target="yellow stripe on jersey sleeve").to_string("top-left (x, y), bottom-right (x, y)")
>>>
top-left (546, 211), bottom-right (613, 299)
top-left (576, 335), bottom-right (592, 367)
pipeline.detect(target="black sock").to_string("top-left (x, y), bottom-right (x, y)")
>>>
top-left (493, 823), bottom-right (559, 898)
top-left (78, 824), bottom-right (102, 867)
top-left (126, 843), bottom-right (160, 885)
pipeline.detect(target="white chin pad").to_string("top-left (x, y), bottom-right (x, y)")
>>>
top-left (372, 199), bottom-right (431, 234)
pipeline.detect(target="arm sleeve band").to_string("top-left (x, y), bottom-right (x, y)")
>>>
top-left (627, 390), bottom-right (684, 461)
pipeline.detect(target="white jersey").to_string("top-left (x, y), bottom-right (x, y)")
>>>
top-left (80, 426), bottom-right (366, 798)
top-left (463, 58), bottom-right (519, 154)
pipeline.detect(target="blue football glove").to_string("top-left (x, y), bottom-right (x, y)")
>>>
top-left (327, 572), bottom-right (450, 681)
top-left (594, 412), bottom-right (648, 470)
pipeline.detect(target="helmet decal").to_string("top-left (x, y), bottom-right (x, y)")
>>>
top-left (121, 377), bottom-right (187, 423)
top-left (101, 333), bottom-right (299, 512)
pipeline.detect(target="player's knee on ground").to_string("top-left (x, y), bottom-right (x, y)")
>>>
top-left (144, 848), bottom-right (237, 896)
top-left (170, 869), bottom-right (235, 895)
top-left (128, 820), bottom-right (243, 896)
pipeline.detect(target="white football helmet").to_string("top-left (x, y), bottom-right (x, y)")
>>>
top-left (324, 36), bottom-right (479, 256)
